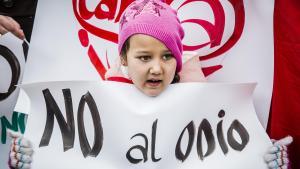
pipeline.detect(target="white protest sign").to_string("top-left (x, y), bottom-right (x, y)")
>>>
top-left (23, 82), bottom-right (271, 169)
top-left (0, 33), bottom-right (28, 169)
top-left (24, 0), bottom-right (274, 128)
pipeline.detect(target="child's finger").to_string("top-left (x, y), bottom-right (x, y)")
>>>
top-left (267, 158), bottom-right (289, 168)
top-left (273, 136), bottom-right (293, 146)
top-left (264, 151), bottom-right (288, 162)
top-left (10, 152), bottom-right (33, 163)
top-left (10, 158), bottom-right (31, 169)
top-left (270, 166), bottom-right (288, 169)
top-left (11, 137), bottom-right (32, 148)
top-left (11, 144), bottom-right (34, 156)
top-left (267, 145), bottom-right (287, 154)
top-left (7, 129), bottom-right (23, 139)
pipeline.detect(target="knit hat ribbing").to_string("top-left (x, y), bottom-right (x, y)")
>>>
top-left (118, 0), bottom-right (185, 72)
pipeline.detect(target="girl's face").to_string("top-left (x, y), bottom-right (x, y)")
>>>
top-left (122, 34), bottom-right (177, 97)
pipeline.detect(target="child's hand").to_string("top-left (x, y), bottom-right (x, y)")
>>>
top-left (7, 130), bottom-right (33, 169)
top-left (264, 136), bottom-right (293, 169)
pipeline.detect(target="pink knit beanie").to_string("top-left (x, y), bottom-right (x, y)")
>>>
top-left (118, 0), bottom-right (185, 73)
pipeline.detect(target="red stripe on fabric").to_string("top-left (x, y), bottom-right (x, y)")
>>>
top-left (202, 65), bottom-right (223, 77)
top-left (268, 1), bottom-right (300, 169)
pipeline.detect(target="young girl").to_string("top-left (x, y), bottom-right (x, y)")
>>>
top-left (8, 0), bottom-right (292, 168)
top-left (104, 0), bottom-right (206, 96)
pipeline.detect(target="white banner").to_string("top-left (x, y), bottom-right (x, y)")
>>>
top-left (24, 0), bottom-right (274, 128)
top-left (23, 82), bottom-right (271, 169)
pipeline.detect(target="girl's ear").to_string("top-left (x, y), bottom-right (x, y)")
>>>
top-left (120, 55), bottom-right (128, 66)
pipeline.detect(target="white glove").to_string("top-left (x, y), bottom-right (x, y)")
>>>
top-left (8, 130), bottom-right (33, 169)
top-left (264, 136), bottom-right (293, 169)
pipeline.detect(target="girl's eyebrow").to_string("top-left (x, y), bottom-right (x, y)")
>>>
top-left (136, 51), bottom-right (151, 54)
top-left (163, 50), bottom-right (172, 54)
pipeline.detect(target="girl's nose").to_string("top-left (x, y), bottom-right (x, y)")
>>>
top-left (149, 60), bottom-right (163, 75)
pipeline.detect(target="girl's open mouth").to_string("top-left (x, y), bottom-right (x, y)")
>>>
top-left (146, 79), bottom-right (162, 87)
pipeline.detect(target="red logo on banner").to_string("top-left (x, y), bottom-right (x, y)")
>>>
top-left (72, 0), bottom-right (245, 80)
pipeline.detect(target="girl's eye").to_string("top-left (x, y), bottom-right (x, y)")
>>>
top-left (162, 54), bottom-right (174, 60)
top-left (137, 56), bottom-right (151, 61)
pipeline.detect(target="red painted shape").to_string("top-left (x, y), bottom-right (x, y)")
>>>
top-left (200, 0), bottom-right (245, 61)
top-left (164, 0), bottom-right (174, 5)
top-left (73, 0), bottom-right (118, 44)
top-left (114, 0), bottom-right (135, 23)
top-left (73, 0), bottom-right (245, 78)
top-left (183, 42), bottom-right (211, 51)
top-left (88, 45), bottom-right (107, 80)
top-left (179, 0), bottom-right (225, 51)
top-left (78, 0), bottom-right (94, 20)
top-left (202, 65), bottom-right (223, 77)
top-left (182, 18), bottom-right (216, 50)
top-left (95, 0), bottom-right (117, 20)
top-left (78, 29), bottom-right (89, 47)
